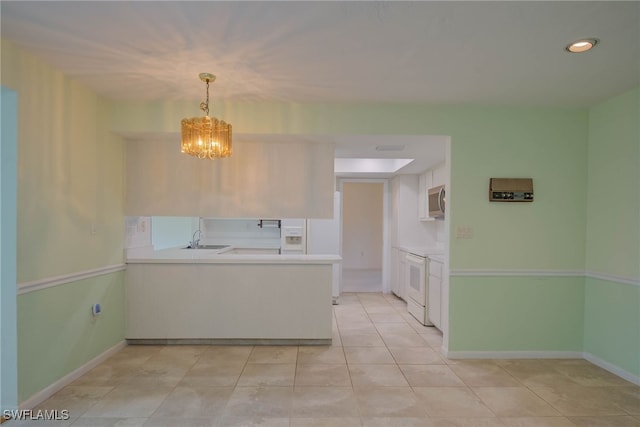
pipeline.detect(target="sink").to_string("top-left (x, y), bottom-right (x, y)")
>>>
top-left (183, 244), bottom-right (230, 250)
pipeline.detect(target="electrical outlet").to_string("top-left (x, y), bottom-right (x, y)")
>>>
top-left (90, 223), bottom-right (97, 235)
top-left (91, 303), bottom-right (101, 316)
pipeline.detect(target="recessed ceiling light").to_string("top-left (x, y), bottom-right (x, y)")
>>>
top-left (565, 38), bottom-right (599, 53)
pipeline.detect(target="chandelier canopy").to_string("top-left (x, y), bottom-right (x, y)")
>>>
top-left (181, 73), bottom-right (232, 159)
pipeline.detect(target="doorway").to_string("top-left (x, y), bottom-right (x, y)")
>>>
top-left (340, 181), bottom-right (385, 292)
top-left (1, 87), bottom-right (18, 412)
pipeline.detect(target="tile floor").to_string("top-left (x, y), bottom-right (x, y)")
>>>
top-left (16, 292), bottom-right (640, 427)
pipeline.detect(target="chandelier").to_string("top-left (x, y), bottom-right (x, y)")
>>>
top-left (181, 73), bottom-right (232, 159)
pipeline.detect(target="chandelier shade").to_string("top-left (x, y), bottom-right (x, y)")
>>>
top-left (180, 73), bottom-right (232, 159)
top-left (181, 116), bottom-right (232, 159)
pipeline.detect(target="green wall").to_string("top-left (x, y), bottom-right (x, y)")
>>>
top-left (110, 101), bottom-right (590, 272)
top-left (17, 273), bottom-right (125, 402)
top-left (1, 40), bottom-right (126, 402)
top-left (584, 87), bottom-right (640, 377)
top-left (450, 276), bottom-right (585, 352)
top-left (112, 100), bottom-right (591, 356)
top-left (584, 278), bottom-right (639, 377)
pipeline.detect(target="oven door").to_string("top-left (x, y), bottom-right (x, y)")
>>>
top-left (406, 253), bottom-right (426, 306)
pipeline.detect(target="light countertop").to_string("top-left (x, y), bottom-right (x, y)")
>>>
top-left (394, 245), bottom-right (443, 258)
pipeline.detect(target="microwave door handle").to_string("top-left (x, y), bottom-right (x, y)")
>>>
top-left (438, 188), bottom-right (445, 214)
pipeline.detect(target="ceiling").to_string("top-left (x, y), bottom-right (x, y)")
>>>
top-left (2, 1), bottom-right (638, 176)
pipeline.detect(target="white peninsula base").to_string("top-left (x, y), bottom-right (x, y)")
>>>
top-left (125, 256), bottom-right (337, 345)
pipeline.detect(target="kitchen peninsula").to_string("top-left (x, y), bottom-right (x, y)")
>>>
top-left (125, 247), bottom-right (340, 345)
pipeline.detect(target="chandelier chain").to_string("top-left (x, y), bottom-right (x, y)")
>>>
top-left (200, 79), bottom-right (210, 116)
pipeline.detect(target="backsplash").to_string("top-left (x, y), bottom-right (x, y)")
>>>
top-left (200, 218), bottom-right (281, 248)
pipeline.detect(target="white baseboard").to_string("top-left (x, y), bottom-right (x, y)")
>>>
top-left (20, 341), bottom-right (126, 410)
top-left (583, 352), bottom-right (640, 386)
top-left (444, 350), bottom-right (584, 359)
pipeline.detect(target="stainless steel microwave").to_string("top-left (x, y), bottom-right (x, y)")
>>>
top-left (428, 185), bottom-right (445, 218)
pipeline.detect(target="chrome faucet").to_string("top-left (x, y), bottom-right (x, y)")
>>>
top-left (190, 229), bottom-right (202, 248)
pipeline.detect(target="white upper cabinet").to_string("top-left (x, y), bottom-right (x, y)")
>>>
top-left (418, 162), bottom-right (446, 221)
top-left (418, 171), bottom-right (432, 221)
top-left (431, 162), bottom-right (446, 188)
top-left (125, 139), bottom-right (335, 218)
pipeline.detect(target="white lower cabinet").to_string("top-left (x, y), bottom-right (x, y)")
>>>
top-left (391, 248), bottom-right (399, 296)
top-left (398, 250), bottom-right (408, 301)
top-left (391, 248), bottom-right (408, 301)
top-left (427, 258), bottom-right (443, 329)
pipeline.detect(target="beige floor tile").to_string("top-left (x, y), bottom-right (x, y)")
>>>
top-left (142, 419), bottom-right (215, 427)
top-left (421, 333), bottom-right (444, 349)
top-left (354, 387), bottom-right (426, 417)
top-left (369, 313), bottom-right (407, 323)
top-left (290, 417), bottom-right (362, 427)
top-left (608, 387), bottom-right (640, 415)
top-left (362, 416), bottom-right (435, 426)
top-left (297, 346), bottom-right (346, 365)
top-left (380, 332), bottom-right (429, 348)
top-left (344, 347), bottom-right (395, 364)
top-left (70, 363), bottom-right (135, 387)
top-left (358, 295), bottom-right (390, 305)
top-left (388, 347), bottom-right (444, 365)
top-left (33, 386), bottom-right (114, 418)
top-left (199, 346), bottom-right (253, 363)
top-left (291, 386), bottom-right (359, 417)
top-left (154, 345), bottom-right (207, 360)
top-left (363, 305), bottom-right (401, 314)
top-left (237, 364), bottom-right (296, 386)
top-left (4, 421), bottom-right (74, 427)
top-left (338, 322), bottom-right (379, 335)
top-left (472, 387), bottom-right (560, 417)
top-left (499, 417), bottom-right (575, 426)
top-left (150, 385), bottom-right (233, 418)
top-left (340, 334), bottom-right (386, 347)
top-left (407, 321), bottom-right (441, 334)
top-left (334, 306), bottom-right (368, 316)
top-left (349, 364), bottom-right (409, 387)
top-left (552, 361), bottom-right (636, 387)
top-left (413, 387), bottom-right (495, 418)
top-left (400, 365), bottom-right (466, 387)
top-left (335, 312), bottom-right (372, 324)
top-left (374, 323), bottom-right (417, 335)
top-left (294, 364), bottom-right (352, 386)
top-left (108, 346), bottom-right (162, 365)
top-left (120, 363), bottom-right (189, 388)
top-left (448, 361), bottom-right (520, 387)
top-left (498, 360), bottom-right (580, 388)
top-left (223, 386), bottom-right (293, 418)
top-left (180, 360), bottom-right (245, 387)
top-left (248, 346), bottom-right (298, 364)
top-left (567, 416), bottom-right (640, 426)
top-left (82, 385), bottom-right (173, 418)
top-left (331, 330), bottom-right (343, 347)
top-left (431, 418), bottom-right (507, 427)
top-left (215, 416), bottom-right (290, 427)
top-left (337, 294), bottom-right (361, 305)
top-left (70, 418), bottom-right (148, 426)
top-left (531, 386), bottom-right (629, 416)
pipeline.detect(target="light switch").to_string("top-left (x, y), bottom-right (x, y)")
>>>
top-left (456, 226), bottom-right (474, 239)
